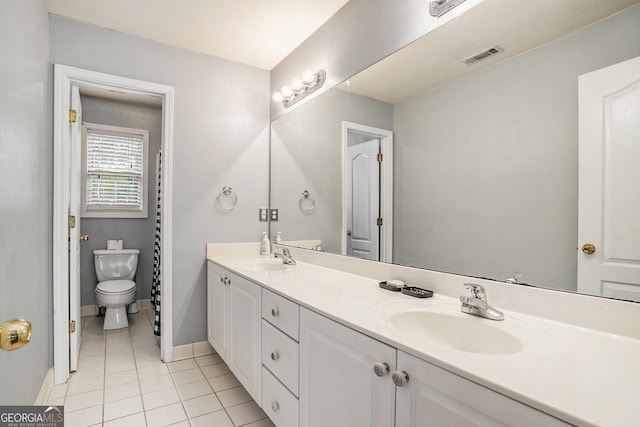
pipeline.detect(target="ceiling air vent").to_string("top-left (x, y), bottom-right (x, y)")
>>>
top-left (463, 45), bottom-right (504, 65)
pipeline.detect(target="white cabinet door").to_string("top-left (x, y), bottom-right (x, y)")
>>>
top-left (228, 272), bottom-right (262, 402)
top-left (207, 262), bottom-right (228, 358)
top-left (395, 351), bottom-right (570, 427)
top-left (299, 308), bottom-right (396, 427)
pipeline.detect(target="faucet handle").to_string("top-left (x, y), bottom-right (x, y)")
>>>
top-left (463, 283), bottom-right (486, 299)
top-left (282, 247), bottom-right (291, 257)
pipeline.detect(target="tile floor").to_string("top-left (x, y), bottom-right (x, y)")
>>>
top-left (46, 308), bottom-right (274, 427)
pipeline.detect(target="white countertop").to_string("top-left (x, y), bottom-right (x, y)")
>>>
top-left (206, 250), bottom-right (640, 427)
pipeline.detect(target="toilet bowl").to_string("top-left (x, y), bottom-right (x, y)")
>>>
top-left (94, 249), bottom-right (140, 330)
top-left (95, 280), bottom-right (137, 330)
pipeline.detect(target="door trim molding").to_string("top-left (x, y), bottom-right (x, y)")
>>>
top-left (53, 64), bottom-right (175, 384)
top-left (341, 121), bottom-right (393, 262)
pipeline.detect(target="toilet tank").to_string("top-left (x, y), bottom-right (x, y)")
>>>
top-left (94, 249), bottom-right (140, 282)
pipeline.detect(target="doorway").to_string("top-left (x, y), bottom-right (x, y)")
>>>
top-left (341, 122), bottom-right (393, 262)
top-left (577, 55), bottom-right (640, 302)
top-left (53, 64), bottom-right (175, 385)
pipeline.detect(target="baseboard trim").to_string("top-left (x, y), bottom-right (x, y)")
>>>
top-left (81, 298), bottom-right (152, 317)
top-left (172, 341), bottom-right (214, 361)
top-left (34, 368), bottom-right (54, 405)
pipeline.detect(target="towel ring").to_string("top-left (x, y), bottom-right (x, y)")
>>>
top-left (216, 186), bottom-right (237, 212)
top-left (299, 190), bottom-right (315, 214)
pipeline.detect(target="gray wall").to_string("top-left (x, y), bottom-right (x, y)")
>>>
top-left (271, 89), bottom-right (392, 253)
top-left (79, 96), bottom-right (162, 306)
top-left (0, 0), bottom-right (52, 404)
top-left (393, 5), bottom-right (640, 290)
top-left (50, 16), bottom-right (270, 346)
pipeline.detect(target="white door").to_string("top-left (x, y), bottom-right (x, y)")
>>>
top-left (578, 55), bottom-right (640, 302)
top-left (228, 273), bottom-right (262, 402)
top-left (69, 84), bottom-right (82, 371)
top-left (395, 351), bottom-right (569, 426)
top-left (207, 262), bottom-right (228, 358)
top-left (347, 139), bottom-right (380, 260)
top-left (299, 308), bottom-right (396, 427)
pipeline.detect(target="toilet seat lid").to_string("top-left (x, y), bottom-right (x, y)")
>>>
top-left (96, 280), bottom-right (136, 293)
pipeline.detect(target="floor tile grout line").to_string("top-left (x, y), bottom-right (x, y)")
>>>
top-left (74, 309), bottom-right (270, 426)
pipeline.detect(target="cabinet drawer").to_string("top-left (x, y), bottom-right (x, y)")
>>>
top-left (262, 321), bottom-right (299, 396)
top-left (262, 289), bottom-right (299, 340)
top-left (262, 368), bottom-right (299, 427)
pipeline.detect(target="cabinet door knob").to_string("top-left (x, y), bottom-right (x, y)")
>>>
top-left (271, 401), bottom-right (280, 411)
top-left (392, 370), bottom-right (410, 387)
top-left (271, 308), bottom-right (279, 317)
top-left (271, 351), bottom-right (279, 361)
top-left (373, 362), bottom-right (390, 377)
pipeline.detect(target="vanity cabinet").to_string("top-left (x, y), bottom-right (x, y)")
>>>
top-left (261, 289), bottom-right (300, 427)
top-left (299, 307), bottom-right (571, 427)
top-left (299, 308), bottom-right (397, 427)
top-left (206, 262), bottom-right (261, 402)
top-left (207, 258), bottom-right (573, 426)
top-left (395, 351), bottom-right (570, 427)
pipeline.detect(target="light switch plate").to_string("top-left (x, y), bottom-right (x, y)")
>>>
top-left (259, 208), bottom-right (268, 222)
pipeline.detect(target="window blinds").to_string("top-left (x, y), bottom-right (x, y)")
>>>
top-left (86, 131), bottom-right (144, 209)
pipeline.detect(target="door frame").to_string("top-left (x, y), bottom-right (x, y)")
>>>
top-left (341, 122), bottom-right (393, 262)
top-left (53, 64), bottom-right (175, 384)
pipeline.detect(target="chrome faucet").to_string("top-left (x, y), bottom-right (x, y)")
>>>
top-left (460, 283), bottom-right (504, 321)
top-left (274, 247), bottom-right (296, 265)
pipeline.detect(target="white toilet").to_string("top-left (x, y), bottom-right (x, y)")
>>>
top-left (93, 248), bottom-right (140, 330)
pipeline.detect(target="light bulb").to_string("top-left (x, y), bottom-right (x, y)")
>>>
top-left (291, 78), bottom-right (304, 91)
top-left (272, 92), bottom-right (284, 103)
top-left (281, 86), bottom-right (293, 98)
top-left (301, 69), bottom-right (316, 84)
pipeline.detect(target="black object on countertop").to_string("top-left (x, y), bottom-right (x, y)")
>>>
top-left (401, 286), bottom-right (434, 298)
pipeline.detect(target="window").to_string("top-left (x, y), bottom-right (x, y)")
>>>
top-left (82, 123), bottom-right (149, 218)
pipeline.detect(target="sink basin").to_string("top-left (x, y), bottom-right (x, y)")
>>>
top-left (385, 309), bottom-right (523, 355)
top-left (235, 259), bottom-right (290, 272)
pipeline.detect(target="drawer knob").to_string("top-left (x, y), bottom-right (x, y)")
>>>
top-left (373, 362), bottom-right (390, 377)
top-left (392, 370), bottom-right (410, 387)
top-left (271, 401), bottom-right (280, 411)
top-left (271, 351), bottom-right (279, 361)
top-left (271, 308), bottom-right (279, 317)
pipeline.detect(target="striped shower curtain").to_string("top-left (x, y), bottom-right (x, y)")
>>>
top-left (151, 150), bottom-right (162, 336)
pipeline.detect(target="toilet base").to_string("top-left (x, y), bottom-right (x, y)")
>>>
top-left (128, 301), bottom-right (139, 314)
top-left (103, 306), bottom-right (129, 330)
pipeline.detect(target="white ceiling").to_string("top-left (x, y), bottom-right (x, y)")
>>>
top-left (340, 0), bottom-right (640, 103)
top-left (44, 0), bottom-right (350, 70)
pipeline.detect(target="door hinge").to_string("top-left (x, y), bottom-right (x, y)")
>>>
top-left (68, 215), bottom-right (76, 229)
top-left (377, 217), bottom-right (383, 226)
top-left (69, 109), bottom-right (77, 123)
top-left (377, 153), bottom-right (383, 163)
top-left (69, 320), bottom-right (76, 334)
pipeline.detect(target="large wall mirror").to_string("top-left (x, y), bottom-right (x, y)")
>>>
top-left (270, 0), bottom-right (640, 302)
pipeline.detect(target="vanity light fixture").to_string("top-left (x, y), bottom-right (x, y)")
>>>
top-left (272, 69), bottom-right (327, 108)
top-left (429, 0), bottom-right (466, 17)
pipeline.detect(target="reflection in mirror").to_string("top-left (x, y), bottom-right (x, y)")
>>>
top-left (270, 0), bottom-right (640, 301)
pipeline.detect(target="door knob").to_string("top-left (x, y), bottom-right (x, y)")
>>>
top-left (582, 243), bottom-right (596, 255)
top-left (80, 234), bottom-right (89, 242)
top-left (347, 229), bottom-right (352, 236)
top-left (0, 319), bottom-right (32, 351)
